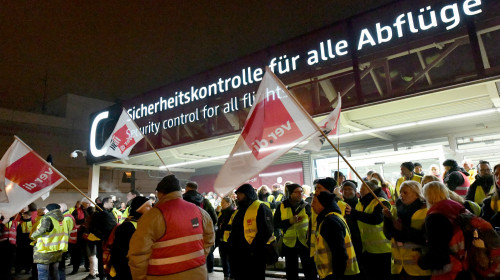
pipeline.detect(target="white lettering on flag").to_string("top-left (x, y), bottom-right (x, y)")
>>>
top-left (213, 69), bottom-right (317, 195)
top-left (104, 109), bottom-right (144, 159)
top-left (0, 137), bottom-right (65, 221)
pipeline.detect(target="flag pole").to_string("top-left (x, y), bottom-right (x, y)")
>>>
top-left (267, 69), bottom-right (387, 209)
top-left (337, 120), bottom-right (340, 187)
top-left (121, 108), bottom-right (172, 175)
top-left (13, 136), bottom-right (103, 212)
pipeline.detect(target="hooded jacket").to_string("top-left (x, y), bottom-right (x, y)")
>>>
top-left (444, 167), bottom-right (470, 191)
top-left (31, 209), bottom-right (65, 264)
top-left (183, 190), bottom-right (218, 225)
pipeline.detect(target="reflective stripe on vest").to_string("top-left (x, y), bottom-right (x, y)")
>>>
top-left (63, 213), bottom-right (77, 244)
top-left (147, 198), bottom-right (205, 276)
top-left (21, 221), bottom-right (33, 233)
top-left (309, 210), bottom-right (318, 258)
top-left (314, 212), bottom-right (360, 278)
top-left (454, 172), bottom-right (470, 196)
top-left (280, 203), bottom-right (308, 248)
top-left (356, 198), bottom-right (391, 254)
top-left (35, 216), bottom-right (69, 253)
top-left (391, 208), bottom-right (431, 276)
top-left (8, 220), bottom-right (17, 245)
top-left (226, 200), bottom-right (261, 245)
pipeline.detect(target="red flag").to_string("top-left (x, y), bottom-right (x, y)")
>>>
top-left (213, 69), bottom-right (317, 195)
top-left (303, 93), bottom-right (342, 151)
top-left (104, 109), bottom-right (144, 159)
top-left (0, 137), bottom-right (65, 221)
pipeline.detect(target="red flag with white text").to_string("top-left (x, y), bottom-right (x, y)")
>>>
top-left (213, 69), bottom-right (317, 195)
top-left (0, 137), bottom-right (65, 221)
top-left (303, 93), bottom-right (342, 151)
top-left (104, 109), bottom-right (144, 159)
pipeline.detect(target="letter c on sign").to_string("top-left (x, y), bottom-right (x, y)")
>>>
top-left (90, 111), bottom-right (109, 157)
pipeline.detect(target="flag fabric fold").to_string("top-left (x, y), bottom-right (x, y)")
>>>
top-left (303, 93), bottom-right (342, 151)
top-left (0, 137), bottom-right (65, 221)
top-left (104, 109), bottom-right (144, 159)
top-left (214, 69), bottom-right (317, 195)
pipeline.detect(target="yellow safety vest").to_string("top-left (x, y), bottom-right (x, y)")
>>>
top-left (280, 203), bottom-right (309, 248)
top-left (490, 197), bottom-right (500, 212)
top-left (391, 207), bottom-right (431, 276)
top-left (112, 208), bottom-right (122, 224)
top-left (474, 184), bottom-right (494, 206)
top-left (21, 220), bottom-right (33, 233)
top-left (226, 200), bottom-right (262, 244)
top-left (356, 198), bottom-right (391, 254)
top-left (315, 212), bottom-right (360, 278)
top-left (35, 216), bottom-right (69, 253)
top-left (395, 175), bottom-right (422, 197)
top-left (310, 200), bottom-right (347, 257)
top-left (276, 193), bottom-right (284, 202)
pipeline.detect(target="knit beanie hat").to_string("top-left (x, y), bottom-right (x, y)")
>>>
top-left (156, 175), bottom-right (181, 194)
top-left (442, 159), bottom-right (458, 168)
top-left (316, 191), bottom-right (339, 211)
top-left (314, 177), bottom-right (337, 192)
top-left (286, 183), bottom-right (302, 195)
top-left (414, 162), bottom-right (422, 168)
top-left (401, 162), bottom-right (415, 172)
top-left (46, 203), bottom-right (60, 211)
top-left (130, 196), bottom-right (150, 217)
top-left (235, 183), bottom-right (257, 201)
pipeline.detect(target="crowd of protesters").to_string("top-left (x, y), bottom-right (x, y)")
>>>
top-left (1, 158), bottom-right (499, 280)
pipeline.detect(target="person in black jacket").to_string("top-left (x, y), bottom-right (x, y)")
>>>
top-left (466, 160), bottom-right (494, 205)
top-left (183, 181), bottom-right (218, 273)
top-left (274, 183), bottom-right (316, 280)
top-left (89, 197), bottom-right (117, 280)
top-left (442, 159), bottom-right (470, 196)
top-left (228, 184), bottom-right (274, 280)
top-left (215, 196), bottom-right (236, 280)
top-left (341, 181), bottom-right (363, 266)
top-left (482, 163), bottom-right (500, 228)
top-left (110, 196), bottom-right (152, 280)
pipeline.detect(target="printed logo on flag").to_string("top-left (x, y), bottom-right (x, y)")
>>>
top-left (109, 125), bottom-right (136, 154)
top-left (241, 87), bottom-right (303, 160)
top-left (5, 152), bottom-right (62, 194)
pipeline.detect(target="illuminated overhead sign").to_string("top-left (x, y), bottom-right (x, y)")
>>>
top-left (89, 0), bottom-right (488, 161)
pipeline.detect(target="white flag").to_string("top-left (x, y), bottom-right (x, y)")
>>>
top-left (303, 93), bottom-right (342, 151)
top-left (213, 69), bottom-right (317, 195)
top-left (104, 109), bottom-right (144, 159)
top-left (0, 137), bottom-right (65, 221)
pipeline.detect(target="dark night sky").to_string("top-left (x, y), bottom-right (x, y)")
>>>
top-left (0, 1), bottom-right (392, 113)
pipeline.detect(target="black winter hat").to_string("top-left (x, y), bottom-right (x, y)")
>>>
top-left (443, 159), bottom-right (459, 168)
top-left (314, 177), bottom-right (337, 192)
top-left (156, 175), bottom-right (181, 194)
top-left (235, 184), bottom-right (257, 201)
top-left (414, 162), bottom-right (422, 167)
top-left (46, 203), bottom-right (60, 211)
top-left (401, 162), bottom-right (415, 172)
top-left (130, 196), bottom-right (150, 217)
top-left (286, 183), bottom-right (302, 195)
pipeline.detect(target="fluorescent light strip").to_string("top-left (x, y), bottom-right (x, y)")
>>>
top-left (160, 108), bottom-right (500, 168)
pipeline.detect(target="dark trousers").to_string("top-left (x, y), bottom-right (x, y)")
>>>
top-left (283, 242), bottom-right (317, 280)
top-left (219, 242), bottom-right (232, 277)
top-left (94, 241), bottom-right (105, 278)
top-left (362, 252), bottom-right (391, 280)
top-left (206, 246), bottom-right (215, 273)
top-left (230, 249), bottom-right (266, 280)
top-left (0, 242), bottom-right (15, 280)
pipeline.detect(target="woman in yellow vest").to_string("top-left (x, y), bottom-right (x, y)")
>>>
top-left (347, 179), bottom-right (392, 280)
top-left (217, 196), bottom-right (236, 280)
top-left (312, 191), bottom-right (360, 280)
top-left (383, 181), bottom-right (431, 279)
top-left (274, 183), bottom-right (316, 280)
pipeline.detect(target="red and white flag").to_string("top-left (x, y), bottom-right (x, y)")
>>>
top-left (104, 109), bottom-right (144, 159)
top-left (0, 137), bottom-right (65, 221)
top-left (214, 69), bottom-right (317, 195)
top-left (303, 93), bottom-right (342, 151)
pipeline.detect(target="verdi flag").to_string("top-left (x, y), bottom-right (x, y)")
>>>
top-left (303, 93), bottom-right (342, 151)
top-left (104, 109), bottom-right (144, 159)
top-left (214, 69), bottom-right (317, 195)
top-left (0, 136), bottom-right (64, 221)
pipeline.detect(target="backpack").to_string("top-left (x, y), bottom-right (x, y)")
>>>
top-left (457, 211), bottom-right (500, 278)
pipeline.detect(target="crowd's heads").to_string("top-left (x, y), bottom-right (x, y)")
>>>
top-left (102, 196), bottom-right (114, 209)
top-left (421, 174), bottom-right (440, 186)
top-left (478, 160), bottom-right (492, 178)
top-left (312, 191), bottom-right (340, 215)
top-left (257, 185), bottom-right (270, 195)
top-left (302, 185), bottom-right (311, 196)
top-left (442, 159), bottom-right (458, 171)
top-left (28, 202), bottom-right (37, 212)
top-left (332, 171), bottom-right (345, 182)
top-left (127, 189), bottom-right (141, 202)
top-left (221, 196), bottom-right (234, 209)
top-left (366, 170), bottom-right (375, 180)
top-left (81, 197), bottom-right (91, 208)
top-left (313, 177), bottom-right (337, 193)
top-left (235, 183), bottom-right (257, 201)
top-left (462, 159), bottom-right (474, 170)
top-left (272, 183), bottom-right (282, 191)
top-left (341, 180), bottom-right (357, 199)
top-left (185, 181), bottom-right (198, 191)
top-left (429, 164), bottom-right (440, 176)
top-left (156, 175), bottom-right (181, 194)
top-left (414, 162), bottom-right (423, 174)
top-left (423, 181), bottom-right (449, 208)
top-left (46, 203), bottom-right (61, 212)
top-left (287, 183), bottom-right (303, 203)
top-left (399, 181), bottom-right (424, 205)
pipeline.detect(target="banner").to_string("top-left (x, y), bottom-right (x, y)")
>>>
top-left (303, 93), bottom-right (342, 151)
top-left (104, 109), bottom-right (144, 159)
top-left (0, 137), bottom-right (65, 221)
top-left (213, 69), bottom-right (317, 195)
